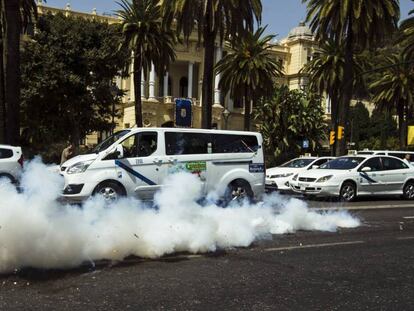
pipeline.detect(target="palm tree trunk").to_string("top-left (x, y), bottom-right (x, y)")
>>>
top-left (398, 100), bottom-right (406, 149)
top-left (4, 0), bottom-right (21, 145)
top-left (201, 2), bottom-right (215, 129)
top-left (0, 36), bottom-right (6, 144)
top-left (329, 90), bottom-right (338, 156)
top-left (133, 52), bottom-right (143, 127)
top-left (243, 86), bottom-right (250, 131)
top-left (336, 16), bottom-right (354, 156)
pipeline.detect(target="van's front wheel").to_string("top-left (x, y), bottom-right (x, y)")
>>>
top-left (224, 180), bottom-right (254, 205)
top-left (94, 181), bottom-right (125, 202)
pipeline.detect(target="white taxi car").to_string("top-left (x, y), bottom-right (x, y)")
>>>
top-left (265, 156), bottom-right (334, 192)
top-left (290, 155), bottom-right (414, 201)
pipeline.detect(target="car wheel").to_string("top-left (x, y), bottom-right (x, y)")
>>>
top-left (224, 180), bottom-right (254, 205)
top-left (94, 181), bottom-right (125, 202)
top-left (403, 181), bottom-right (414, 200)
top-left (340, 182), bottom-right (356, 202)
top-left (0, 174), bottom-right (15, 184)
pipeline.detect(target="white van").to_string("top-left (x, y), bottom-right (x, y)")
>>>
top-left (61, 128), bottom-right (265, 203)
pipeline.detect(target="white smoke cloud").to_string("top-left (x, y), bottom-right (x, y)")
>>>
top-left (0, 159), bottom-right (360, 273)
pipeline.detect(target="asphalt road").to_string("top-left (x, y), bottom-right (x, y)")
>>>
top-left (1, 203), bottom-right (414, 310)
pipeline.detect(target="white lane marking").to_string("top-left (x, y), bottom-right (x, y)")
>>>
top-left (403, 216), bottom-right (414, 219)
top-left (396, 236), bottom-right (414, 240)
top-left (264, 240), bottom-right (365, 252)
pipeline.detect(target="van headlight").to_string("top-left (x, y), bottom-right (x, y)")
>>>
top-left (67, 160), bottom-right (93, 174)
top-left (292, 174), bottom-right (298, 181)
top-left (316, 175), bottom-right (333, 183)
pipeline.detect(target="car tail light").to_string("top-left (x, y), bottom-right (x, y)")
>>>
top-left (18, 154), bottom-right (24, 168)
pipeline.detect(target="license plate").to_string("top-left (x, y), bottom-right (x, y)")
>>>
top-left (298, 183), bottom-right (309, 189)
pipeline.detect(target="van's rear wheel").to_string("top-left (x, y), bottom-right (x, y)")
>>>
top-left (0, 174), bottom-right (15, 184)
top-left (224, 180), bottom-right (254, 205)
top-left (94, 181), bottom-right (125, 202)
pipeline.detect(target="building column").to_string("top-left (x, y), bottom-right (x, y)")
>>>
top-left (188, 61), bottom-right (194, 99)
top-left (149, 63), bottom-right (156, 101)
top-left (163, 72), bottom-right (169, 96)
top-left (140, 71), bottom-right (145, 100)
top-left (163, 71), bottom-right (172, 104)
top-left (214, 46), bottom-right (223, 107)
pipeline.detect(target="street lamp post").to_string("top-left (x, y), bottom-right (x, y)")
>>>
top-left (222, 108), bottom-right (231, 130)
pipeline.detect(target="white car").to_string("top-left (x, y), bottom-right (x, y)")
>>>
top-left (265, 156), bottom-right (334, 192)
top-left (290, 155), bottom-right (414, 201)
top-left (0, 145), bottom-right (23, 183)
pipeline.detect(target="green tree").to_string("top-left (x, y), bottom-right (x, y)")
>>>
top-left (369, 52), bottom-right (414, 148)
top-left (303, 39), bottom-right (366, 154)
top-left (358, 108), bottom-right (399, 150)
top-left (348, 102), bottom-right (370, 149)
top-left (117, 0), bottom-right (176, 128)
top-left (0, 0), bottom-right (38, 144)
top-left (20, 13), bottom-right (127, 150)
top-left (215, 27), bottom-right (282, 131)
top-left (254, 86), bottom-right (327, 166)
top-left (304, 0), bottom-right (400, 155)
top-left (161, 0), bottom-right (262, 129)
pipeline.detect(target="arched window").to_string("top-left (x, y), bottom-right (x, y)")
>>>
top-left (180, 77), bottom-right (188, 98)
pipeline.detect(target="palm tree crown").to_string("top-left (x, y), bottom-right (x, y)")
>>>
top-left (215, 27), bottom-right (283, 131)
top-left (161, 0), bottom-right (262, 129)
top-left (369, 52), bottom-right (414, 148)
top-left (117, 0), bottom-right (176, 127)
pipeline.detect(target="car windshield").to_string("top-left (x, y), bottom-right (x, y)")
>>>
top-left (319, 157), bottom-right (365, 170)
top-left (280, 158), bottom-right (314, 168)
top-left (87, 130), bottom-right (130, 154)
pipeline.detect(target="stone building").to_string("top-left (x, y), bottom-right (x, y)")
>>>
top-left (36, 2), bottom-right (327, 143)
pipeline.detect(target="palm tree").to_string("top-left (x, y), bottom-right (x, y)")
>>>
top-left (302, 39), bottom-right (366, 155)
top-left (369, 52), bottom-right (414, 148)
top-left (215, 27), bottom-right (282, 131)
top-left (117, 0), bottom-right (176, 127)
top-left (161, 0), bottom-right (262, 129)
top-left (0, 0), bottom-right (37, 144)
top-left (400, 7), bottom-right (414, 59)
top-left (304, 0), bottom-right (400, 155)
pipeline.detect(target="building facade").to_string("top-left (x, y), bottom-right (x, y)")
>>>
top-left (36, 2), bottom-right (325, 142)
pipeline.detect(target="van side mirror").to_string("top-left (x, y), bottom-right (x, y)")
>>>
top-left (310, 165), bottom-right (319, 170)
top-left (361, 166), bottom-right (371, 172)
top-left (114, 145), bottom-right (124, 159)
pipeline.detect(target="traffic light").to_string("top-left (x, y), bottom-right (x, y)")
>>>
top-left (337, 126), bottom-right (345, 140)
top-left (329, 130), bottom-right (335, 145)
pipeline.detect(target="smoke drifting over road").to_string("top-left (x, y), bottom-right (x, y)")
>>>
top-left (0, 159), bottom-right (360, 273)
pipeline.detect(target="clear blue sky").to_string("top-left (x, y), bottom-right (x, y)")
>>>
top-left (44, 0), bottom-right (413, 38)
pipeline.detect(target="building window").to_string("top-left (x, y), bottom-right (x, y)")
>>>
top-left (180, 77), bottom-right (188, 98)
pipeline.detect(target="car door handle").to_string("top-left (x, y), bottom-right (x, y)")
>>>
top-left (153, 159), bottom-right (163, 165)
top-left (168, 158), bottom-right (177, 164)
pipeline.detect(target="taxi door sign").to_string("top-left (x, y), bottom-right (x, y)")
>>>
top-left (175, 98), bottom-right (192, 127)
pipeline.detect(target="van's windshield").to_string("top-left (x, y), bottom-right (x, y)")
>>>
top-left (86, 130), bottom-right (131, 154)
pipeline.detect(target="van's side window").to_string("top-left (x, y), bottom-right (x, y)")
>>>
top-left (212, 134), bottom-right (259, 153)
top-left (121, 132), bottom-right (157, 158)
top-left (165, 132), bottom-right (259, 155)
top-left (165, 132), bottom-right (210, 155)
top-left (0, 148), bottom-right (13, 159)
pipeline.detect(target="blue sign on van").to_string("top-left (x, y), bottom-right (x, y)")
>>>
top-left (175, 98), bottom-right (192, 127)
top-left (249, 163), bottom-right (265, 173)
